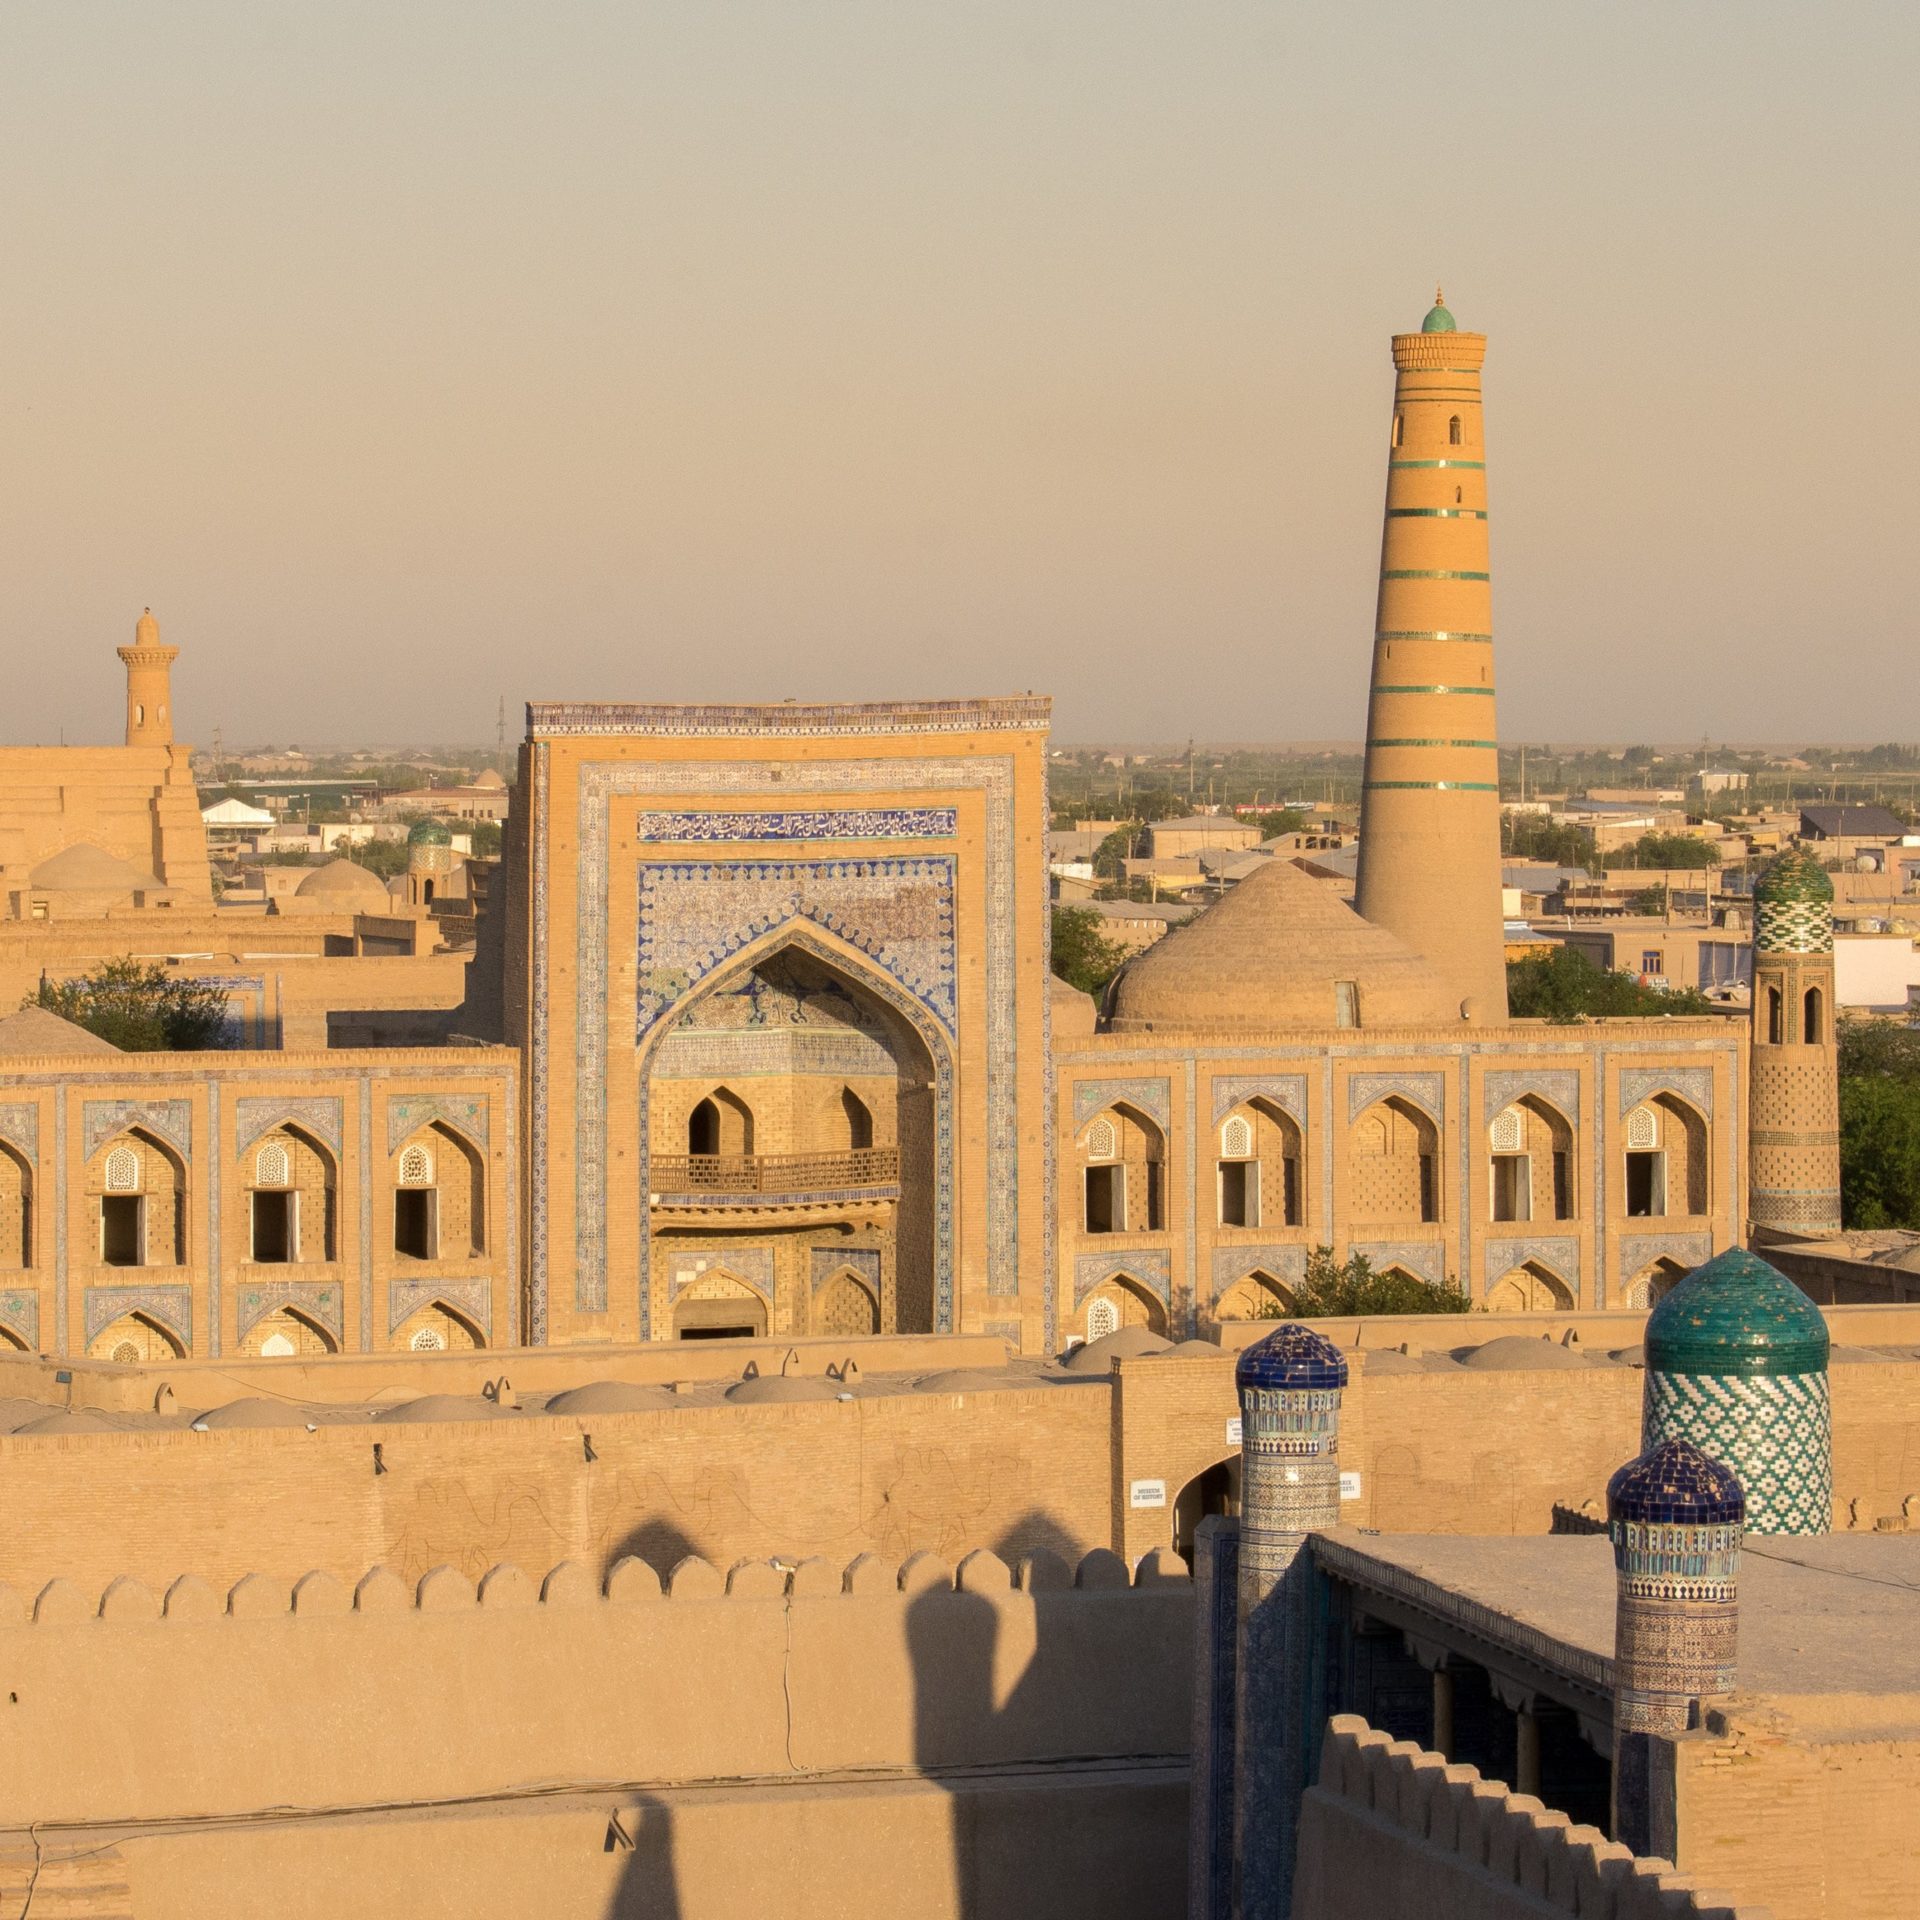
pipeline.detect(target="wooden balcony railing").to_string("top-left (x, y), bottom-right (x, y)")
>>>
top-left (650, 1148), bottom-right (900, 1201)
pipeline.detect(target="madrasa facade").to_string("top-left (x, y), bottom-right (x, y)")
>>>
top-left (0, 298), bottom-right (1761, 1364)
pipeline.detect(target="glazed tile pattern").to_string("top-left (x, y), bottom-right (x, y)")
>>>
top-left (0, 1289), bottom-right (36, 1348)
top-left (634, 859), bottom-right (958, 1042)
top-left (83, 1099), bottom-right (192, 1163)
top-left (1642, 1368), bottom-right (1831, 1534)
top-left (388, 1276), bottom-right (492, 1338)
top-left (1209, 1075), bottom-right (1308, 1128)
top-left (234, 1280), bottom-right (343, 1344)
top-left (386, 1094), bottom-right (490, 1155)
top-left (1073, 1248), bottom-right (1172, 1306)
top-left (528, 697), bottom-right (1049, 737)
top-left (1618, 1066), bottom-right (1713, 1120)
top-left (1210, 1244), bottom-right (1308, 1296)
top-left (235, 1097), bottom-right (343, 1157)
top-left (1346, 1071), bottom-right (1444, 1124)
top-left (1072, 1076), bottom-right (1172, 1134)
top-left (0, 1104), bottom-right (37, 1162)
top-left (1481, 1067), bottom-right (1581, 1127)
top-left (632, 808), bottom-right (957, 843)
top-left (84, 1284), bottom-right (192, 1348)
top-left (664, 1245), bottom-right (774, 1299)
top-left (1234, 1330), bottom-right (1345, 1920)
top-left (548, 754), bottom-right (1024, 1330)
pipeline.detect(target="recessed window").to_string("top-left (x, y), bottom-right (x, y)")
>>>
top-left (1391, 414), bottom-right (1403, 449)
top-left (395, 1188), bottom-right (438, 1259)
top-left (1084, 1164), bottom-right (1123, 1234)
top-left (1625, 1151), bottom-right (1665, 1217)
top-left (1804, 988), bottom-right (1824, 1044)
top-left (1490, 1154), bottom-right (1530, 1223)
top-left (1219, 1159), bottom-right (1258, 1228)
top-left (1448, 415), bottom-right (1462, 446)
top-left (1335, 981), bottom-right (1359, 1028)
top-left (251, 1190), bottom-right (295, 1263)
top-left (101, 1195), bottom-right (143, 1267)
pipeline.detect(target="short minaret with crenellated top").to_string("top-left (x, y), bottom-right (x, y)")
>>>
top-left (118, 607), bottom-right (179, 748)
top-left (1355, 292), bottom-right (1507, 1020)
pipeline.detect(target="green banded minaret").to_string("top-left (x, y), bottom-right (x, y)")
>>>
top-left (1354, 292), bottom-right (1507, 1020)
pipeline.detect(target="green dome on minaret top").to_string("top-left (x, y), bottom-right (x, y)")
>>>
top-left (1644, 1247), bottom-right (1829, 1380)
top-left (407, 817), bottom-right (454, 848)
top-left (1421, 285), bottom-right (1457, 333)
top-left (1754, 843), bottom-right (1834, 907)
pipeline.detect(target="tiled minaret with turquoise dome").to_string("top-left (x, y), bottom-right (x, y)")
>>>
top-left (1749, 845), bottom-right (1842, 1236)
top-left (1642, 1246), bottom-right (1831, 1533)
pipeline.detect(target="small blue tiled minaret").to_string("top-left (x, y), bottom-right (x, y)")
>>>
top-left (1232, 1324), bottom-right (1347, 1920)
top-left (1606, 1437), bottom-right (1745, 1855)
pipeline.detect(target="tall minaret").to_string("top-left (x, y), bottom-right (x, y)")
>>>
top-left (118, 607), bottom-right (179, 748)
top-left (1748, 846), bottom-right (1843, 1238)
top-left (1354, 292), bottom-right (1507, 1020)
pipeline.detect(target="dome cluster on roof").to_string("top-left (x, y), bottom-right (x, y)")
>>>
top-left (1102, 860), bottom-right (1464, 1036)
top-left (1606, 1437), bottom-right (1745, 1528)
top-left (1235, 1324), bottom-right (1349, 1393)
top-left (1644, 1247), bottom-right (1830, 1380)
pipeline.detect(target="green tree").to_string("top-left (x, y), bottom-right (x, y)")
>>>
top-left (1255, 808), bottom-right (1309, 840)
top-left (467, 818), bottom-right (503, 858)
top-left (1602, 832), bottom-right (1722, 871)
top-left (1091, 828), bottom-right (1134, 880)
top-left (28, 959), bottom-right (229, 1052)
top-left (1050, 907), bottom-right (1128, 998)
top-left (1506, 943), bottom-right (1714, 1021)
top-left (1500, 814), bottom-right (1599, 870)
top-left (1627, 885), bottom-right (1668, 916)
top-left (1837, 1020), bottom-right (1920, 1229)
top-left (1257, 1246), bottom-right (1473, 1318)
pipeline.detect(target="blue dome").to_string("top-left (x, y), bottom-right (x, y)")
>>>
top-left (1607, 1438), bottom-right (1745, 1528)
top-left (1235, 1324), bottom-right (1348, 1393)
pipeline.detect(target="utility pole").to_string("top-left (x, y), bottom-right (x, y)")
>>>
top-left (496, 695), bottom-right (507, 764)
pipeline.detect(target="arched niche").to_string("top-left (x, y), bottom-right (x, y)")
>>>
top-left (391, 1297), bottom-right (484, 1352)
top-left (813, 1266), bottom-right (879, 1337)
top-left (645, 933), bottom-right (945, 1334)
top-left (0, 1140), bottom-right (30, 1269)
top-left (1079, 1272), bottom-right (1167, 1339)
top-left (671, 1270), bottom-right (769, 1341)
top-left (1217, 1099), bottom-right (1303, 1231)
top-left (246, 1124), bottom-right (339, 1266)
top-left (1486, 1261), bottom-right (1575, 1313)
top-left (90, 1309), bottom-right (185, 1365)
top-left (87, 1128), bottom-right (186, 1269)
top-left (1212, 1270), bottom-right (1296, 1323)
top-left (1487, 1095), bottom-right (1576, 1225)
top-left (391, 1121), bottom-right (486, 1261)
top-left (1350, 1096), bottom-right (1439, 1226)
top-left (1623, 1093), bottom-right (1709, 1219)
top-left (249, 1305), bottom-right (338, 1357)
top-left (1081, 1102), bottom-right (1167, 1235)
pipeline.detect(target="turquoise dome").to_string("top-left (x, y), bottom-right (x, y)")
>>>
top-left (1421, 299), bottom-right (1456, 334)
top-left (407, 817), bottom-right (454, 847)
top-left (1754, 844), bottom-right (1834, 907)
top-left (1644, 1248), bottom-right (1829, 1380)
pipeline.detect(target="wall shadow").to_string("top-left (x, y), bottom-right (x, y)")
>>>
top-left (605, 1793), bottom-right (681, 1920)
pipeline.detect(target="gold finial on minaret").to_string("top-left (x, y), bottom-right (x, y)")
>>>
top-left (1435, 283), bottom-right (1444, 307)
top-left (118, 606), bottom-right (180, 748)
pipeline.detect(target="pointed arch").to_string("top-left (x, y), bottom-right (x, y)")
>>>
top-left (89, 1309), bottom-right (185, 1364)
top-left (1489, 1093), bottom-right (1575, 1224)
top-left (390, 1296), bottom-right (485, 1353)
top-left (90, 1126), bottom-right (186, 1268)
top-left (1623, 1257), bottom-right (1687, 1311)
top-left (1213, 1270), bottom-right (1296, 1322)
top-left (249, 1304), bottom-right (339, 1357)
top-left (0, 1323), bottom-right (25, 1353)
top-left (1350, 1095), bottom-right (1439, 1226)
top-left (1486, 1260), bottom-right (1575, 1313)
top-left (1082, 1100), bottom-right (1167, 1234)
top-left (814, 1266), bottom-right (880, 1337)
top-left (248, 1123), bottom-right (338, 1265)
top-left (0, 1138), bottom-right (31, 1270)
top-left (1079, 1272), bottom-right (1167, 1338)
top-left (392, 1119), bottom-right (486, 1259)
top-left (637, 921), bottom-right (953, 1335)
top-left (671, 1268), bottom-right (770, 1341)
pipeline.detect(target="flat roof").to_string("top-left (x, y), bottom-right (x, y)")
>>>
top-left (1317, 1529), bottom-right (1920, 1729)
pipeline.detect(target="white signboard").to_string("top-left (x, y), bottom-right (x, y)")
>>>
top-left (1339, 1471), bottom-right (1363, 1501)
top-left (1226, 1417), bottom-right (1243, 1445)
top-left (1129, 1478), bottom-right (1168, 1509)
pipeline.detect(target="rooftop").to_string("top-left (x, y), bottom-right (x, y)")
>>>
top-left (1316, 1529), bottom-right (1920, 1730)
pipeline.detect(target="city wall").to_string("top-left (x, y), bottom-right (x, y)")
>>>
top-left (0, 1548), bottom-right (1191, 1920)
top-left (1293, 1716), bottom-right (1771, 1919)
top-left (7, 1331), bottom-right (1920, 1596)
top-left (1661, 1706), bottom-right (1920, 1920)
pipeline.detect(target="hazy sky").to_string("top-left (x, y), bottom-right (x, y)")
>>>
top-left (3, 3), bottom-right (1915, 748)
